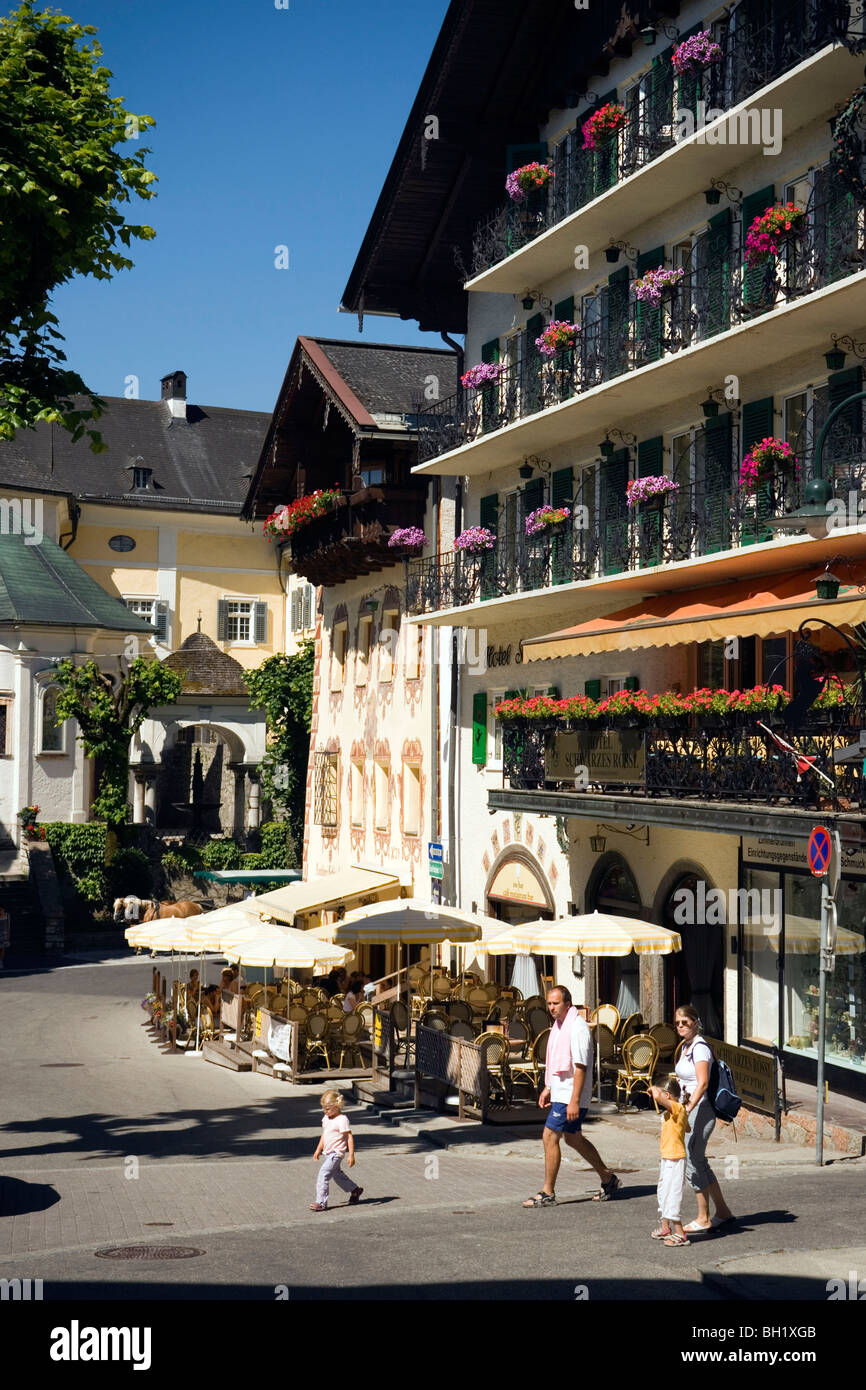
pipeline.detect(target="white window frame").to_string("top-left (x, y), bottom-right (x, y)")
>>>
top-left (488, 688), bottom-right (506, 766)
top-left (224, 598), bottom-right (254, 646)
top-left (402, 761), bottom-right (422, 838)
top-left (38, 683), bottom-right (66, 756)
top-left (0, 694), bottom-right (12, 756)
top-left (350, 759), bottom-right (365, 829)
top-left (374, 760), bottom-right (390, 832)
top-left (124, 596), bottom-right (169, 646)
top-left (379, 609), bottom-right (399, 683)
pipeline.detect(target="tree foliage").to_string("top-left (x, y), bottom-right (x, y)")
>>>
top-left (244, 641), bottom-right (314, 848)
top-left (53, 656), bottom-right (182, 835)
top-left (0, 2), bottom-right (156, 448)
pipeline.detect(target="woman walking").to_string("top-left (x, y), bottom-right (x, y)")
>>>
top-left (674, 1005), bottom-right (735, 1234)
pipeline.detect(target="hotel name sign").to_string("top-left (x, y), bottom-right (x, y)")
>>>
top-left (545, 730), bottom-right (646, 785)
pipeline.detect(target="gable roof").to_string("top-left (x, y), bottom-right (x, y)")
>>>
top-left (0, 395), bottom-right (270, 514)
top-left (307, 339), bottom-right (457, 419)
top-left (0, 534), bottom-right (156, 631)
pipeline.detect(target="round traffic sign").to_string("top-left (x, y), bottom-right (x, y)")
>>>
top-left (808, 825), bottom-right (832, 877)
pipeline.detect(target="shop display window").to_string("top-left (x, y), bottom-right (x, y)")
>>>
top-left (784, 874), bottom-right (866, 1073)
top-left (741, 867), bottom-right (781, 1046)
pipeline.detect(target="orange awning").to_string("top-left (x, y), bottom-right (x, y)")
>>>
top-left (523, 570), bottom-right (866, 661)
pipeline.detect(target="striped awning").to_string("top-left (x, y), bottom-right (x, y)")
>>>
top-left (249, 866), bottom-right (404, 925)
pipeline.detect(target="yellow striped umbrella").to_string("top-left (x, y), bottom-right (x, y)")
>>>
top-left (483, 911), bottom-right (682, 957)
top-left (220, 928), bottom-right (352, 970)
top-left (745, 916), bottom-right (865, 956)
top-left (125, 919), bottom-right (205, 952)
top-left (311, 901), bottom-right (489, 944)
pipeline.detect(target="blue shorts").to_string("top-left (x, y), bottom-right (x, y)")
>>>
top-left (545, 1102), bottom-right (588, 1134)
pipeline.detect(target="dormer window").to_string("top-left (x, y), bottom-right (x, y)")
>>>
top-left (133, 467), bottom-right (151, 491)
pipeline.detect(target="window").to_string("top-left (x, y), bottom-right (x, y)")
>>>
top-left (489, 689), bottom-right (505, 764)
top-left (217, 600), bottom-right (267, 645)
top-left (359, 465), bottom-right (386, 488)
top-left (403, 762), bottom-right (421, 837)
top-left (132, 467), bottom-right (151, 491)
top-left (125, 598), bottom-right (169, 644)
top-left (313, 752), bottom-right (338, 829)
top-left (605, 676), bottom-right (628, 697)
top-left (331, 623), bottom-right (347, 690)
top-left (356, 616), bottom-right (372, 686)
top-left (405, 621), bottom-right (422, 680)
top-left (379, 610), bottom-right (399, 682)
top-left (40, 687), bottom-right (63, 753)
top-left (350, 760), bottom-right (365, 829)
top-left (762, 635), bottom-right (789, 687)
top-left (374, 761), bottom-right (390, 832)
top-left (0, 696), bottom-right (10, 755)
top-left (697, 640), bottom-right (725, 689)
top-left (290, 583), bottom-right (314, 633)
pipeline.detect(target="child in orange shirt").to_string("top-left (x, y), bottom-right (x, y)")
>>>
top-left (649, 1077), bottom-right (689, 1247)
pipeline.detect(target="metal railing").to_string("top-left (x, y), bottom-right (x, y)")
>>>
top-left (420, 184), bottom-right (865, 466)
top-left (470, 0), bottom-right (851, 275)
top-left (414, 1023), bottom-right (489, 1119)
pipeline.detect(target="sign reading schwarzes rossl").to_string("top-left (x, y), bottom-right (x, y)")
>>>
top-left (705, 1036), bottom-right (775, 1115)
top-left (545, 730), bottom-right (645, 785)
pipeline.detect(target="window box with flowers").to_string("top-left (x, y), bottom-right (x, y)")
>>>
top-left (388, 526), bottom-right (427, 553)
top-left (671, 30), bottom-right (723, 76)
top-left (581, 103), bottom-right (627, 150)
top-left (461, 362), bottom-right (505, 392)
top-left (454, 526), bottom-right (496, 555)
top-left (596, 688), bottom-right (654, 729)
top-left (739, 437), bottom-right (799, 493)
top-left (626, 476), bottom-right (680, 509)
top-left (525, 504), bottom-right (570, 537)
top-left (505, 162), bottom-right (554, 203)
top-left (263, 488), bottom-right (341, 542)
top-left (807, 678), bottom-right (857, 729)
top-left (744, 203), bottom-right (807, 269)
top-left (631, 265), bottom-right (685, 309)
top-left (535, 321), bottom-right (580, 358)
top-left (726, 684), bottom-right (790, 727)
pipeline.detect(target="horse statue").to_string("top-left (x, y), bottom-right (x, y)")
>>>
top-left (114, 896), bottom-right (204, 925)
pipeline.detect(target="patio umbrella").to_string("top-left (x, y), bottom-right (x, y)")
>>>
top-left (744, 915), bottom-right (865, 955)
top-left (484, 912), bottom-right (682, 1099)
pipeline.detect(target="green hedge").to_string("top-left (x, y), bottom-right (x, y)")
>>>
top-left (258, 820), bottom-right (299, 869)
top-left (200, 837), bottom-right (244, 870)
top-left (43, 824), bottom-right (152, 912)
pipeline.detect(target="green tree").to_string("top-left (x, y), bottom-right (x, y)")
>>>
top-left (244, 641), bottom-right (314, 853)
top-left (0, 2), bottom-right (156, 448)
top-left (54, 655), bottom-right (182, 853)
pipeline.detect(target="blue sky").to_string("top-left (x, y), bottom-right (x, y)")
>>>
top-left (46, 0), bottom-right (451, 415)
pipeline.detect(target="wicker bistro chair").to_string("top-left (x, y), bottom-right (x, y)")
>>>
top-left (591, 1004), bottom-right (621, 1036)
top-left (355, 1002), bottom-right (374, 1035)
top-left (498, 986), bottom-right (523, 1001)
top-left (431, 974), bottom-right (453, 1001)
top-left (303, 1011), bottom-right (332, 1069)
top-left (615, 1034), bottom-right (660, 1108)
top-left (649, 1022), bottom-right (678, 1061)
top-left (491, 994), bottom-right (515, 1021)
top-left (506, 1017), bottom-right (529, 1047)
top-left (619, 1012), bottom-right (645, 1049)
top-left (419, 1011), bottom-right (449, 1032)
top-left (525, 1006), bottom-right (552, 1040)
top-left (390, 998), bottom-right (411, 1064)
top-left (448, 1019), bottom-right (476, 1042)
top-left (446, 998), bottom-right (473, 1024)
top-left (476, 1032), bottom-right (513, 1104)
top-left (483, 981), bottom-right (499, 1002)
top-left (594, 1023), bottom-right (619, 1090)
top-left (523, 995), bottom-right (546, 1011)
top-left (337, 1012), bottom-right (365, 1068)
top-left (673, 1039), bottom-right (686, 1066)
top-left (468, 986), bottom-right (490, 1019)
top-left (510, 1026), bottom-right (550, 1095)
top-left (301, 988), bottom-right (320, 1010)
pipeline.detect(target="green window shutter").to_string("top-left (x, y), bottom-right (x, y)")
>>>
top-left (551, 466), bottom-right (574, 586)
top-left (636, 246), bottom-right (664, 276)
top-left (741, 185), bottom-right (775, 310)
top-left (478, 493), bottom-right (499, 531)
top-left (624, 676), bottom-right (640, 692)
top-left (480, 339), bottom-right (501, 435)
top-left (478, 493), bottom-right (499, 601)
top-left (676, 23), bottom-right (704, 116)
top-left (525, 313), bottom-right (546, 416)
top-left (591, 88), bottom-right (619, 195)
top-left (584, 679), bottom-right (601, 700)
top-left (704, 208), bottom-right (732, 337)
top-left (217, 600), bottom-right (228, 641)
top-left (649, 48), bottom-right (674, 133)
top-left (635, 247), bottom-right (666, 364)
top-left (546, 686), bottom-right (560, 699)
top-left (637, 436), bottom-right (664, 478)
top-left (254, 601), bottom-right (268, 644)
top-left (521, 477), bottom-right (546, 592)
top-left (551, 466), bottom-right (573, 507)
top-left (472, 691), bottom-right (488, 765)
top-left (505, 142), bottom-right (548, 176)
top-left (154, 601), bottom-right (169, 644)
top-left (481, 338), bottom-right (499, 364)
top-left (601, 447), bottom-right (630, 575)
top-left (606, 266), bottom-right (630, 380)
top-left (740, 398), bottom-right (776, 547)
top-left (741, 398), bottom-right (775, 454)
top-left (553, 296), bottom-right (575, 322)
top-left (522, 477), bottom-right (544, 514)
top-left (504, 688), bottom-right (520, 700)
top-left (702, 415), bottom-right (733, 554)
top-left (828, 366), bottom-right (864, 453)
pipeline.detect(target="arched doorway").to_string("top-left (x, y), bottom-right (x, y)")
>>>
top-left (588, 855), bottom-right (642, 1016)
top-left (662, 872), bottom-right (724, 1036)
top-left (484, 853), bottom-right (554, 995)
top-left (158, 724), bottom-right (240, 835)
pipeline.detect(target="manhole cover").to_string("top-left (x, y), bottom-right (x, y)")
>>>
top-left (95, 1245), bottom-right (204, 1260)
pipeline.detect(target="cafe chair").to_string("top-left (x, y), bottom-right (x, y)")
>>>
top-left (510, 1026), bottom-right (549, 1095)
top-left (448, 1019), bottom-right (476, 1042)
top-left (591, 1003), bottom-right (621, 1035)
top-left (390, 998), bottom-right (411, 1064)
top-left (301, 988), bottom-right (320, 1010)
top-left (419, 1010), bottom-right (449, 1032)
top-left (355, 1002), bottom-right (374, 1035)
top-left (615, 1034), bottom-right (660, 1108)
top-left (506, 1017), bottom-right (529, 1047)
top-left (432, 974), bottom-right (453, 1001)
top-left (477, 1032), bottom-right (512, 1104)
top-left (673, 1039), bottom-right (685, 1065)
top-left (619, 1012), bottom-right (645, 1048)
top-left (525, 1006), bottom-right (551, 1040)
top-left (337, 1012), bottom-right (365, 1068)
top-left (649, 1022), bottom-right (678, 1061)
top-left (446, 998), bottom-right (473, 1024)
top-left (594, 1023), bottom-right (619, 1087)
top-left (304, 1011), bottom-right (332, 1069)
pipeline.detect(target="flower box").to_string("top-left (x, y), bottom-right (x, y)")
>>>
top-left (460, 361), bottom-right (505, 391)
top-left (263, 489), bottom-right (341, 541)
top-left (626, 476), bottom-right (680, 508)
top-left (505, 162), bottom-right (554, 202)
top-left (525, 504), bottom-right (570, 537)
top-left (582, 103), bottom-right (626, 151)
top-left (671, 31), bottom-right (723, 75)
top-left (454, 526), bottom-right (496, 554)
top-left (632, 265), bottom-right (685, 308)
top-left (388, 526), bottom-right (427, 551)
top-left (744, 203), bottom-right (807, 268)
top-left (535, 321), bottom-right (580, 357)
top-left (739, 437), bottom-right (799, 493)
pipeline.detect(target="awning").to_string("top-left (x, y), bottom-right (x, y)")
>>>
top-left (250, 866), bottom-right (404, 925)
top-left (523, 570), bottom-right (866, 661)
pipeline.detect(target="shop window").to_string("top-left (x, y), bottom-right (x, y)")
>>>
top-left (741, 866), bottom-right (781, 1046)
top-left (592, 859), bottom-right (642, 1014)
top-left (403, 762), bottom-right (421, 837)
top-left (761, 635), bottom-right (789, 688)
top-left (784, 874), bottom-right (866, 1072)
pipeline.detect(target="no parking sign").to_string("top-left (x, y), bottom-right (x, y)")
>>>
top-left (808, 825), bottom-right (831, 877)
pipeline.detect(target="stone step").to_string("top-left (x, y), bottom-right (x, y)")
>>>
top-left (202, 1039), bottom-right (252, 1072)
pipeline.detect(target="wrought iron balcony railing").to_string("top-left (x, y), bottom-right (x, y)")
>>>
top-left (470, 0), bottom-right (851, 276)
top-left (406, 410), bottom-right (866, 615)
top-left (420, 181), bottom-right (865, 466)
top-left (501, 717), bottom-right (865, 811)
top-left (286, 482), bottom-right (427, 587)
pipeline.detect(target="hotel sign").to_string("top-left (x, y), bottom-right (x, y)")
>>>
top-left (545, 730), bottom-right (645, 785)
top-left (705, 1036), bottom-right (776, 1116)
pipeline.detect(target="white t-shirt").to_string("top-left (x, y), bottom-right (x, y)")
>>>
top-left (549, 1013), bottom-right (594, 1106)
top-left (675, 1035), bottom-right (713, 1098)
top-left (322, 1112), bottom-right (350, 1156)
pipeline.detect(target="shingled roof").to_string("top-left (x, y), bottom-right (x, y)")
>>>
top-left (0, 533), bottom-right (156, 631)
top-left (161, 632), bottom-right (249, 696)
top-left (307, 339), bottom-right (458, 420)
top-left (0, 391), bottom-right (270, 513)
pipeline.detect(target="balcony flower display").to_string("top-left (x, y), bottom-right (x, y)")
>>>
top-left (681, 687), bottom-right (735, 717)
top-left (492, 697), bottom-right (525, 722)
top-left (626, 475), bottom-right (680, 508)
top-left (17, 805), bottom-right (45, 840)
top-left (726, 684), bottom-right (791, 715)
top-left (388, 526), bottom-right (427, 551)
top-left (631, 265), bottom-right (684, 307)
top-left (557, 694), bottom-right (601, 724)
top-left (460, 361), bottom-right (505, 391)
top-left (505, 161), bottom-right (554, 202)
top-left (744, 202), bottom-right (806, 267)
top-left (535, 320), bottom-right (580, 357)
top-left (453, 525), bottom-right (496, 553)
top-left (671, 30), bottom-right (723, 75)
top-left (525, 503), bottom-right (570, 536)
top-left (812, 679), bottom-right (856, 710)
top-left (596, 688), bottom-right (654, 724)
top-left (581, 102), bottom-right (627, 150)
top-left (519, 695), bottom-right (563, 723)
top-left (739, 437), bottom-right (799, 492)
top-left (263, 488), bottom-right (341, 541)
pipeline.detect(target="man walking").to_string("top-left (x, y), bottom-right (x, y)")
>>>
top-left (522, 985), bottom-right (620, 1207)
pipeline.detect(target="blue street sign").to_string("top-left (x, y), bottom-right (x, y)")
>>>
top-left (808, 825), bottom-right (831, 877)
top-left (428, 842), bottom-right (443, 862)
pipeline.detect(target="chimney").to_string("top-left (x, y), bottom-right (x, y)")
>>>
top-left (161, 370), bottom-right (187, 420)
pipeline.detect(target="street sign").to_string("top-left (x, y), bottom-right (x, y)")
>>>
top-left (428, 842), bottom-right (443, 862)
top-left (429, 861), bottom-right (444, 880)
top-left (808, 825), bottom-right (832, 877)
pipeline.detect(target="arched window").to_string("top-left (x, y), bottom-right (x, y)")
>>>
top-left (590, 857), bottom-right (642, 1016)
top-left (40, 686), bottom-right (63, 753)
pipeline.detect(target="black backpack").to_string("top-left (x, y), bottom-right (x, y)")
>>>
top-left (708, 1054), bottom-right (742, 1123)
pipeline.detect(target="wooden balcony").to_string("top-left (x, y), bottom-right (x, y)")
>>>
top-left (285, 483), bottom-right (427, 586)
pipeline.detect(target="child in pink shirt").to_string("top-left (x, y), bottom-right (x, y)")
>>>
top-left (310, 1090), bottom-right (363, 1212)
